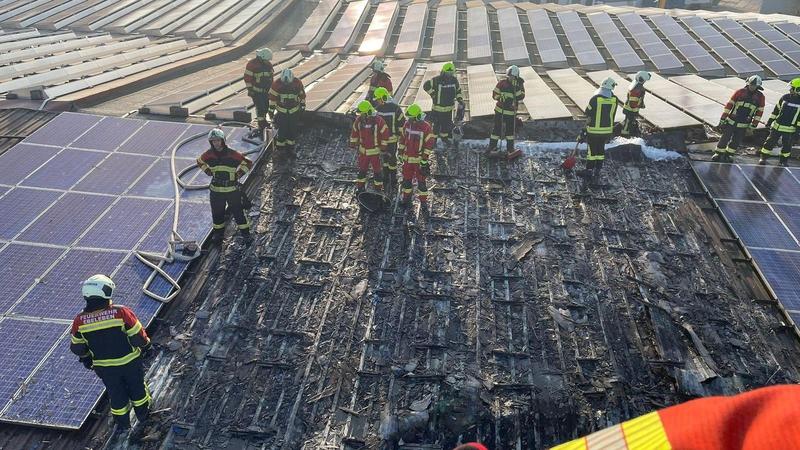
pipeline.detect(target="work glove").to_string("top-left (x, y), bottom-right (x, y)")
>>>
top-left (79, 357), bottom-right (93, 370)
top-left (421, 163), bottom-right (431, 176)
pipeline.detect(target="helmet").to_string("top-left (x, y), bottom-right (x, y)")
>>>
top-left (601, 77), bottom-right (617, 90)
top-left (407, 103), bottom-right (423, 120)
top-left (280, 68), bottom-right (294, 83)
top-left (82, 274), bottom-right (115, 300)
top-left (357, 100), bottom-right (374, 114)
top-left (256, 48), bottom-right (272, 60)
top-left (373, 87), bottom-right (390, 102)
top-left (506, 65), bottom-right (520, 77)
top-left (635, 70), bottom-right (651, 84)
top-left (442, 62), bottom-right (455, 73)
top-left (746, 75), bottom-right (762, 89)
top-left (372, 59), bottom-right (385, 72)
top-left (208, 128), bottom-right (225, 141)
top-left (791, 78), bottom-right (800, 91)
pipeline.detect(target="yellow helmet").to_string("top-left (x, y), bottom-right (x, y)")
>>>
top-left (791, 78), bottom-right (800, 92)
top-left (442, 62), bottom-right (455, 73)
top-left (373, 87), bottom-right (390, 101)
top-left (407, 104), bottom-right (423, 120)
top-left (357, 100), bottom-right (374, 114)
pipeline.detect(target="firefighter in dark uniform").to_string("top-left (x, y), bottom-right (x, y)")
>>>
top-left (269, 68), bottom-right (306, 168)
top-left (70, 274), bottom-right (152, 434)
top-left (244, 48), bottom-right (274, 136)
top-left (488, 65), bottom-right (525, 160)
top-left (621, 70), bottom-right (650, 138)
top-left (196, 128), bottom-right (253, 240)
top-left (372, 87), bottom-right (405, 193)
top-left (423, 61), bottom-right (464, 147)
top-left (367, 59), bottom-right (392, 103)
top-left (584, 77), bottom-right (619, 181)
top-left (713, 75), bottom-right (765, 163)
top-left (759, 78), bottom-right (800, 166)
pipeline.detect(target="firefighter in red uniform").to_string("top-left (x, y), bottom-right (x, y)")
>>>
top-left (243, 48), bottom-right (274, 136)
top-left (398, 104), bottom-right (435, 206)
top-left (488, 65), bottom-right (525, 160)
top-left (712, 75), bottom-right (765, 162)
top-left (621, 70), bottom-right (650, 138)
top-left (351, 100), bottom-right (390, 192)
top-left (373, 87), bottom-right (405, 192)
top-left (269, 68), bottom-right (306, 168)
top-left (367, 59), bottom-right (393, 103)
top-left (196, 128), bottom-right (253, 240)
top-left (70, 275), bottom-right (152, 435)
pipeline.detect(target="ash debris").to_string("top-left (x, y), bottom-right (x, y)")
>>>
top-left (130, 123), bottom-right (800, 450)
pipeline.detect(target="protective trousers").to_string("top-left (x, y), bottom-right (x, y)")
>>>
top-left (489, 111), bottom-right (516, 152)
top-left (274, 111), bottom-right (298, 165)
top-left (430, 110), bottom-right (453, 141)
top-left (586, 133), bottom-right (609, 176)
top-left (210, 189), bottom-right (250, 232)
top-left (760, 129), bottom-right (795, 160)
top-left (357, 153), bottom-right (383, 191)
top-left (401, 162), bottom-right (428, 203)
top-left (95, 358), bottom-right (150, 429)
top-left (715, 124), bottom-right (746, 156)
top-left (621, 110), bottom-right (641, 137)
top-left (250, 93), bottom-right (269, 129)
top-left (382, 142), bottom-right (398, 188)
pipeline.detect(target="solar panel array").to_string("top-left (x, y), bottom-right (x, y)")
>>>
top-left (556, 10), bottom-right (605, 70)
top-left (648, 14), bottom-right (725, 76)
top-left (357, 1), bottom-right (398, 56)
top-left (679, 16), bottom-right (762, 77)
top-left (743, 20), bottom-right (800, 68)
top-left (640, 73), bottom-right (722, 125)
top-left (430, 2), bottom-right (457, 61)
top-left (774, 22), bottom-right (800, 44)
top-left (0, 112), bottom-right (260, 429)
top-left (616, 12), bottom-right (683, 74)
top-left (586, 12), bottom-right (644, 72)
top-left (522, 7), bottom-right (567, 68)
top-left (393, 1), bottom-right (427, 58)
top-left (494, 3), bottom-right (529, 66)
top-left (466, 3), bottom-right (492, 64)
top-left (712, 18), bottom-right (799, 79)
top-left (692, 161), bottom-right (800, 329)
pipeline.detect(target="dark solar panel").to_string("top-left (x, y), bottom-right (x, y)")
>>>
top-left (79, 197), bottom-right (170, 250)
top-left (18, 193), bottom-right (116, 246)
top-left (137, 201), bottom-right (211, 254)
top-left (749, 249), bottom-right (800, 311)
top-left (127, 157), bottom-right (196, 199)
top-left (692, 161), bottom-right (762, 200)
top-left (70, 117), bottom-right (144, 152)
top-left (0, 188), bottom-right (60, 239)
top-left (773, 204), bottom-right (800, 241)
top-left (117, 121), bottom-right (188, 155)
top-left (24, 113), bottom-right (102, 146)
top-left (0, 143), bottom-right (58, 185)
top-left (21, 149), bottom-right (105, 190)
top-left (0, 244), bottom-right (64, 314)
top-left (718, 200), bottom-right (798, 250)
top-left (110, 255), bottom-right (170, 326)
top-left (73, 153), bottom-right (157, 195)
top-left (739, 165), bottom-right (800, 204)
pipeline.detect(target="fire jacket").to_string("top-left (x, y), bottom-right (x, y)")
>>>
top-left (350, 114), bottom-right (390, 156)
top-left (243, 58), bottom-right (274, 94)
top-left (269, 78), bottom-right (306, 114)
top-left (721, 88), bottom-right (765, 128)
top-left (493, 77), bottom-right (525, 115)
top-left (70, 304), bottom-right (150, 368)
top-left (398, 119), bottom-right (435, 165)
top-left (767, 93), bottom-right (800, 133)
top-left (375, 102), bottom-right (405, 143)
top-left (367, 72), bottom-right (393, 101)
top-left (196, 146), bottom-right (253, 193)
top-left (585, 93), bottom-right (619, 135)
top-left (551, 384), bottom-right (800, 450)
top-left (623, 83), bottom-right (646, 114)
top-left (424, 73), bottom-right (463, 112)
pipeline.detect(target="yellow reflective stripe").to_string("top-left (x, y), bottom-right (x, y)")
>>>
top-left (238, 163), bottom-right (251, 174)
top-left (78, 318), bottom-right (124, 333)
top-left (126, 321), bottom-right (142, 337)
top-left (361, 148), bottom-right (381, 156)
top-left (93, 348), bottom-right (140, 367)
top-left (275, 105), bottom-right (300, 113)
top-left (71, 334), bottom-right (87, 344)
top-left (406, 156), bottom-right (421, 163)
top-left (621, 411), bottom-right (671, 450)
top-left (244, 70), bottom-right (254, 76)
top-left (432, 105), bottom-right (454, 112)
top-left (132, 386), bottom-right (151, 407)
top-left (111, 403), bottom-right (131, 415)
top-left (551, 437), bottom-right (588, 450)
top-left (210, 185), bottom-right (238, 193)
top-left (210, 166), bottom-right (237, 173)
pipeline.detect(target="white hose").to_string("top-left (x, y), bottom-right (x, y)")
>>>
top-left (134, 122), bottom-right (264, 303)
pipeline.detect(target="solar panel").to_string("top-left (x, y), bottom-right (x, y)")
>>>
top-left (21, 149), bottom-right (106, 190)
top-left (79, 198), bottom-right (170, 250)
top-left (639, 73), bottom-right (723, 126)
top-left (547, 68), bottom-right (624, 123)
top-left (587, 12), bottom-right (644, 72)
top-left (556, 10), bottom-right (605, 70)
top-left (117, 121), bottom-right (189, 156)
top-left (523, 7), bottom-right (567, 68)
top-left (430, 3), bottom-right (457, 61)
top-left (70, 117), bottom-right (145, 152)
top-left (357, 1), bottom-right (398, 55)
top-left (738, 165), bottom-right (800, 204)
top-left (24, 113), bottom-right (102, 147)
top-left (467, 4), bottom-right (492, 64)
top-left (0, 188), bottom-right (61, 240)
top-left (73, 153), bottom-right (157, 195)
top-left (692, 161), bottom-right (762, 200)
top-left (19, 193), bottom-right (116, 246)
top-left (712, 18), bottom-right (799, 79)
top-left (138, 201), bottom-right (211, 254)
top-left (519, 67), bottom-right (571, 121)
top-left (286, 0), bottom-right (339, 51)
top-left (749, 249), bottom-right (800, 311)
top-left (717, 200), bottom-right (798, 250)
top-left (393, 2), bottom-right (427, 58)
top-left (127, 157), bottom-right (196, 199)
top-left (773, 204), bottom-right (800, 242)
top-left (774, 22), bottom-right (800, 45)
top-left (0, 143), bottom-right (58, 186)
top-left (680, 16), bottom-right (762, 77)
top-left (0, 244), bottom-right (64, 314)
top-left (495, 4), bottom-right (529, 66)
top-left (321, 0), bottom-right (368, 53)
top-left (466, 64), bottom-right (497, 118)
top-left (648, 14), bottom-right (725, 76)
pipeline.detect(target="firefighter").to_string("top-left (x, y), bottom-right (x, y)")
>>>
top-left (70, 275), bottom-right (152, 435)
top-left (423, 61), bottom-right (464, 147)
top-left (759, 77), bottom-right (800, 166)
top-left (488, 65), bottom-right (525, 160)
top-left (351, 100), bottom-right (390, 192)
top-left (196, 128), bottom-right (253, 240)
top-left (367, 59), bottom-right (392, 103)
top-left (398, 103), bottom-right (435, 207)
top-left (244, 48), bottom-right (274, 136)
top-left (373, 86), bottom-right (405, 192)
top-left (584, 77), bottom-right (619, 181)
top-left (269, 68), bottom-right (306, 168)
top-left (621, 70), bottom-right (650, 138)
top-left (713, 75), bottom-right (765, 163)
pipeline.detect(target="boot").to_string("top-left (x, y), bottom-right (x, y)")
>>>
top-left (758, 156), bottom-right (768, 165)
top-left (725, 153), bottom-right (735, 163)
top-left (210, 229), bottom-right (224, 246)
top-left (711, 152), bottom-right (722, 162)
top-left (780, 156), bottom-right (789, 167)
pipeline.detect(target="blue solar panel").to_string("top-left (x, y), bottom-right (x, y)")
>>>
top-left (0, 186), bottom-right (8, 196)
top-left (0, 188), bottom-right (61, 239)
top-left (137, 201), bottom-right (211, 253)
top-left (0, 244), bottom-right (64, 314)
top-left (0, 336), bottom-right (105, 429)
top-left (692, 162), bottom-right (762, 200)
top-left (24, 113), bottom-right (102, 147)
top-left (718, 200), bottom-right (799, 250)
top-left (69, 117), bottom-right (144, 152)
top-left (79, 198), bottom-right (169, 250)
top-left (175, 124), bottom-right (216, 158)
top-left (127, 157), bottom-right (197, 199)
top-left (18, 193), bottom-right (115, 246)
top-left (117, 121), bottom-right (189, 156)
top-left (750, 249), bottom-right (800, 311)
top-left (73, 153), bottom-right (156, 195)
top-left (21, 149), bottom-right (106, 190)
top-left (0, 319), bottom-right (67, 412)
top-left (12, 249), bottom-right (127, 320)
top-left (0, 143), bottom-right (59, 185)
top-left (739, 165), bottom-right (800, 204)
top-left (111, 255), bottom-right (168, 326)
top-left (773, 204), bottom-right (800, 238)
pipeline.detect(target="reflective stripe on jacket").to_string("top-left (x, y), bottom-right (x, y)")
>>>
top-left (493, 77), bottom-right (525, 115)
top-left (244, 58), bottom-right (274, 92)
top-left (721, 87), bottom-right (765, 128)
top-left (375, 102), bottom-right (405, 143)
top-left (768, 93), bottom-right (800, 133)
top-left (196, 147), bottom-right (253, 193)
top-left (585, 94), bottom-right (618, 135)
top-left (269, 78), bottom-right (306, 114)
top-left (398, 119), bottom-right (435, 164)
top-left (623, 84), bottom-right (646, 113)
top-left (424, 74), bottom-right (463, 112)
top-left (351, 114), bottom-right (390, 156)
top-left (70, 304), bottom-right (150, 367)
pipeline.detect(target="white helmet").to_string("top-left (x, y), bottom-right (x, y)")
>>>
top-left (82, 274), bottom-right (115, 300)
top-left (601, 77), bottom-right (617, 90)
top-left (506, 65), bottom-right (520, 77)
top-left (280, 68), bottom-right (294, 83)
top-left (746, 75), bottom-right (763, 88)
top-left (372, 59), bottom-right (385, 72)
top-left (634, 71), bottom-right (651, 84)
top-left (256, 47), bottom-right (272, 60)
top-left (208, 128), bottom-right (225, 141)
